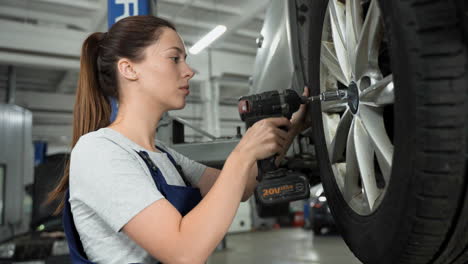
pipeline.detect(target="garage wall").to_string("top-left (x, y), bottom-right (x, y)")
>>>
top-left (0, 0), bottom-right (263, 153)
top-left (0, 48), bottom-right (255, 152)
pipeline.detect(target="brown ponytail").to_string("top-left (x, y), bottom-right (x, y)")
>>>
top-left (47, 16), bottom-right (176, 215)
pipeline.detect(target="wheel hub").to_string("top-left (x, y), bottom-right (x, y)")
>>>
top-left (347, 81), bottom-right (360, 114)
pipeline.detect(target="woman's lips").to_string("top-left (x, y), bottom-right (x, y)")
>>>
top-left (180, 85), bottom-right (190, 95)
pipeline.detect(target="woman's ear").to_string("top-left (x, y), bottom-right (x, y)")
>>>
top-left (117, 58), bottom-right (138, 81)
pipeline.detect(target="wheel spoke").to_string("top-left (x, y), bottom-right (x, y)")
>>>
top-left (344, 119), bottom-right (360, 203)
top-left (360, 74), bottom-right (394, 107)
top-left (322, 101), bottom-right (348, 113)
top-left (345, 0), bottom-right (363, 76)
top-left (354, 0), bottom-right (383, 80)
top-left (359, 105), bottom-right (393, 182)
top-left (329, 0), bottom-right (346, 46)
top-left (350, 0), bottom-right (363, 42)
top-left (329, 109), bottom-right (353, 163)
top-left (329, 0), bottom-right (351, 83)
top-left (354, 117), bottom-right (380, 211)
top-left (321, 41), bottom-right (348, 85)
top-left (376, 147), bottom-right (392, 185)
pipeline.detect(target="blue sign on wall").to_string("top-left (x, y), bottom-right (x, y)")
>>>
top-left (108, 0), bottom-right (152, 28)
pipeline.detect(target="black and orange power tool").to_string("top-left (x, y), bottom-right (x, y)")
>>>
top-left (238, 89), bottom-right (347, 215)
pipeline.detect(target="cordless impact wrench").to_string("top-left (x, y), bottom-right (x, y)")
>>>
top-left (238, 89), bottom-right (347, 209)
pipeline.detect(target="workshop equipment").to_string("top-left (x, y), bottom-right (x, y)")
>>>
top-left (238, 89), bottom-right (347, 215)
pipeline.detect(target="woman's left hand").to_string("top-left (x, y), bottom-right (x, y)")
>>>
top-left (290, 86), bottom-right (312, 134)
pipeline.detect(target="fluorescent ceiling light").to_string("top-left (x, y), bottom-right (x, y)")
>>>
top-left (189, 25), bottom-right (227, 55)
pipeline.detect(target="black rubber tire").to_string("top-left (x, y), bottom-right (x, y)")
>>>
top-left (457, 0), bottom-right (468, 42)
top-left (306, 0), bottom-right (468, 263)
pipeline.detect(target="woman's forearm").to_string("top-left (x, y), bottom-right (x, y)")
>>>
top-left (177, 151), bottom-right (254, 263)
top-left (241, 163), bottom-right (258, 201)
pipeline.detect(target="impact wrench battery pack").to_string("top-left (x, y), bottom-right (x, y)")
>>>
top-left (255, 171), bottom-right (310, 205)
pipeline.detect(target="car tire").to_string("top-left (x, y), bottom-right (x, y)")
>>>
top-left (306, 0), bottom-right (468, 263)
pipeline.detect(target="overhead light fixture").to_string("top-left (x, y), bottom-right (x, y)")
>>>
top-left (189, 25), bottom-right (227, 55)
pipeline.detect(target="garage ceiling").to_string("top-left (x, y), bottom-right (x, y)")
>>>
top-left (0, 0), bottom-right (266, 96)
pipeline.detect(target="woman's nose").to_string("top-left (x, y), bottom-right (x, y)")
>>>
top-left (183, 63), bottom-right (195, 79)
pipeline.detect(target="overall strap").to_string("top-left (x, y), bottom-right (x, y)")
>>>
top-left (155, 146), bottom-right (193, 187)
top-left (63, 190), bottom-right (95, 264)
top-left (135, 150), bottom-right (168, 186)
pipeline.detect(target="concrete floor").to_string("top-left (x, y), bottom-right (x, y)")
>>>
top-left (207, 228), bottom-right (362, 264)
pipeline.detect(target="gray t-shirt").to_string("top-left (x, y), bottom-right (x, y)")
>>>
top-left (69, 127), bottom-right (207, 263)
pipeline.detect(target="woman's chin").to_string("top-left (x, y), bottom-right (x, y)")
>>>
top-left (170, 100), bottom-right (186, 110)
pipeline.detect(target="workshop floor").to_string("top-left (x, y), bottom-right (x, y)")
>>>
top-left (207, 228), bottom-right (362, 264)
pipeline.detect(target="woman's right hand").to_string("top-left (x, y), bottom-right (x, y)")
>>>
top-left (234, 117), bottom-right (291, 162)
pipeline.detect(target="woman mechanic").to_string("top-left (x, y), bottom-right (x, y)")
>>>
top-left (48, 15), bottom-right (310, 264)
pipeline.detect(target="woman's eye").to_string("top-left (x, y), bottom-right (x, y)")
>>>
top-left (171, 57), bottom-right (180, 63)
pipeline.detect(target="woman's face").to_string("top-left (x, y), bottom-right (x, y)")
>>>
top-left (133, 27), bottom-right (195, 111)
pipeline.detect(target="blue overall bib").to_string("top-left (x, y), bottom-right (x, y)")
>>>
top-left (62, 147), bottom-right (203, 264)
